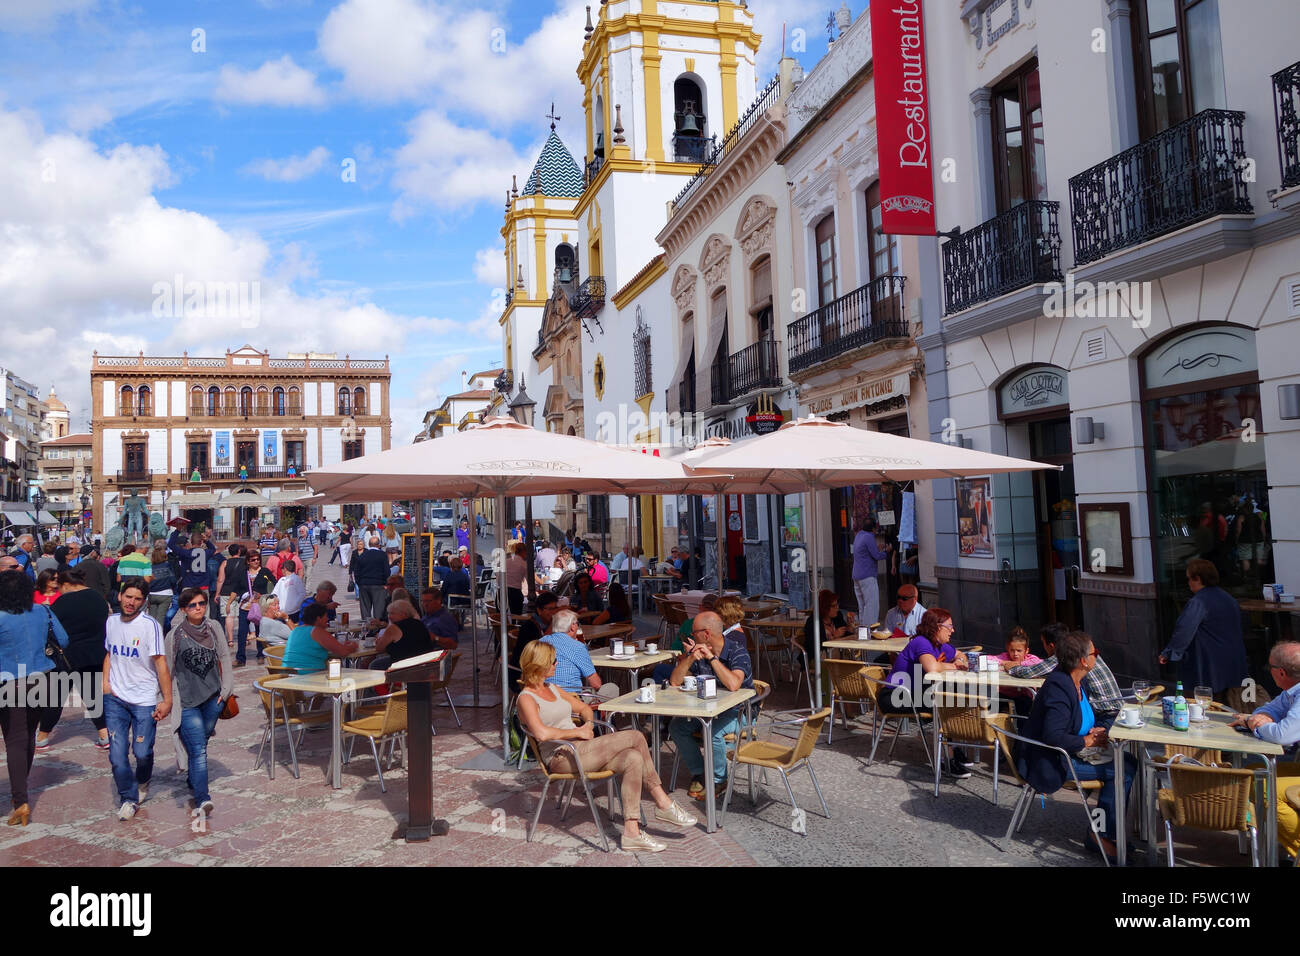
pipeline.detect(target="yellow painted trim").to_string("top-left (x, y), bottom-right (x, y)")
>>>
top-left (634, 393), bottom-right (655, 416)
top-left (684, 57), bottom-right (695, 73)
top-left (642, 28), bottom-right (665, 163)
top-left (534, 227), bottom-right (548, 301)
top-left (579, 11), bottom-right (759, 78)
top-left (612, 257), bottom-right (668, 310)
top-left (574, 157), bottom-right (700, 218)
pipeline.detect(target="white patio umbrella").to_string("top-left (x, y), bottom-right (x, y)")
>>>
top-left (680, 415), bottom-right (1058, 707)
top-left (307, 416), bottom-right (730, 761)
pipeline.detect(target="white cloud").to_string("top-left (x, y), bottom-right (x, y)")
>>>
top-left (318, 0), bottom-right (586, 125)
top-left (64, 102), bottom-right (113, 134)
top-left (241, 146), bottom-right (332, 182)
top-left (390, 111), bottom-right (536, 217)
top-left (0, 0), bottom-right (95, 31)
top-left (0, 108), bottom-right (497, 446)
top-left (472, 243), bottom-right (505, 287)
top-left (215, 55), bottom-right (327, 108)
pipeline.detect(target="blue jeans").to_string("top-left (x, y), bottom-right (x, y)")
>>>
top-left (670, 711), bottom-right (740, 784)
top-left (235, 609), bottom-right (252, 663)
top-left (163, 594), bottom-right (180, 633)
top-left (105, 695), bottom-right (157, 805)
top-left (1071, 752), bottom-right (1136, 841)
top-left (178, 693), bottom-right (222, 804)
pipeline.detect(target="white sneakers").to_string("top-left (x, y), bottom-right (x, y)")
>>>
top-left (138, 782), bottom-right (149, 804)
top-left (654, 802), bottom-right (697, 827)
top-left (117, 802), bottom-right (136, 821)
top-left (198, 800), bottom-right (214, 816)
top-left (620, 831), bottom-right (668, 853)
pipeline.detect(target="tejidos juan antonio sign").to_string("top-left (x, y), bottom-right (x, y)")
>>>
top-left (870, 0), bottom-right (937, 235)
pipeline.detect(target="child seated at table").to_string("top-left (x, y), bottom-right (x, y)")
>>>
top-left (996, 626), bottom-right (1041, 715)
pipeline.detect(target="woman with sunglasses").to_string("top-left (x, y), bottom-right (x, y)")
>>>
top-left (234, 552), bottom-right (276, 667)
top-left (164, 587), bottom-right (232, 816)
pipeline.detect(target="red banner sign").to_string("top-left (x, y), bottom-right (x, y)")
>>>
top-left (870, 0), bottom-right (937, 235)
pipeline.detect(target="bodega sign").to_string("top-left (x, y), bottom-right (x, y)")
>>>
top-left (870, 0), bottom-right (936, 235)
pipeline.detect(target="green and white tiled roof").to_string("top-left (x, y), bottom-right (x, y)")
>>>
top-left (522, 130), bottom-right (583, 198)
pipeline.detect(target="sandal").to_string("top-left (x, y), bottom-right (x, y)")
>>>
top-left (686, 776), bottom-right (704, 799)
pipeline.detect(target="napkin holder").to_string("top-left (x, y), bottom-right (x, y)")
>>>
top-left (697, 675), bottom-right (717, 699)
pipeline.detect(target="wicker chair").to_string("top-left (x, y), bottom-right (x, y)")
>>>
top-left (525, 732), bottom-right (621, 853)
top-left (933, 698), bottom-right (1012, 801)
top-left (1158, 763), bottom-right (1259, 867)
top-left (858, 669), bottom-right (934, 770)
top-left (263, 645), bottom-right (286, 665)
top-left (667, 680), bottom-right (771, 791)
top-left (428, 652), bottom-right (462, 728)
top-left (720, 708), bottom-right (832, 828)
top-left (824, 658), bottom-right (876, 744)
top-left (252, 675), bottom-right (330, 780)
top-left (342, 690), bottom-right (409, 793)
top-left (990, 723), bottom-right (1107, 864)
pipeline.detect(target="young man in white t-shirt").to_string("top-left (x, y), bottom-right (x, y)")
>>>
top-left (103, 580), bottom-right (172, 821)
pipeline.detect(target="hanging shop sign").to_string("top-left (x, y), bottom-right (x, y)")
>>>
top-left (806, 373), bottom-right (910, 416)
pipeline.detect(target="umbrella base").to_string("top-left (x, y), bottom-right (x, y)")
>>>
top-left (449, 694), bottom-right (502, 708)
top-left (392, 817), bottom-right (450, 842)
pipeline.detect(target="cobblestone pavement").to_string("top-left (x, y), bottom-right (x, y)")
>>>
top-left (0, 548), bottom-right (1250, 867)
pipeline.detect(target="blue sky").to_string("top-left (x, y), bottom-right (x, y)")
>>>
top-left (0, 0), bottom-right (828, 440)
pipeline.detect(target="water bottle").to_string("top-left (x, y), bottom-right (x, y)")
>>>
top-left (1172, 681), bottom-right (1189, 732)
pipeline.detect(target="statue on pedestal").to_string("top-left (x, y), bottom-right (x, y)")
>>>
top-left (122, 491), bottom-right (148, 543)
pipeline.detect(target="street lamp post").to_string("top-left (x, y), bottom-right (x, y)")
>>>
top-left (30, 487), bottom-right (46, 545)
top-left (508, 379), bottom-right (538, 604)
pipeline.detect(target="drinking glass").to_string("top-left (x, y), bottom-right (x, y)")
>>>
top-left (1194, 686), bottom-right (1212, 712)
top-left (1131, 680), bottom-right (1150, 705)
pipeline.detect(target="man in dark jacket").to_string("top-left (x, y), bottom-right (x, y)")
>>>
top-left (78, 543), bottom-right (112, 599)
top-left (352, 535), bottom-right (391, 623)
top-left (1159, 558), bottom-right (1248, 698)
top-left (1017, 631), bottom-right (1134, 861)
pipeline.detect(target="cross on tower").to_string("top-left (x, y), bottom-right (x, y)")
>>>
top-left (546, 103), bottom-right (561, 130)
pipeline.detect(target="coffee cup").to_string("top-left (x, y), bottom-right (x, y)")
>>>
top-left (1119, 706), bottom-right (1141, 727)
top-left (683, 675), bottom-right (698, 691)
top-left (637, 685), bottom-right (655, 703)
top-left (1188, 701), bottom-right (1204, 721)
top-left (646, 643), bottom-right (658, 653)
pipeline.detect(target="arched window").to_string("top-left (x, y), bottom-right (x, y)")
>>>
top-left (272, 386), bottom-right (285, 415)
top-left (672, 76), bottom-right (708, 162)
top-left (208, 386), bottom-right (219, 416)
top-left (750, 256), bottom-right (774, 342)
top-left (137, 385), bottom-right (151, 417)
top-left (555, 243), bottom-right (576, 283)
top-left (354, 387), bottom-right (367, 415)
top-left (288, 386), bottom-right (300, 415)
top-left (119, 385), bottom-right (133, 417)
top-left (239, 386), bottom-right (253, 416)
top-left (338, 387), bottom-right (352, 416)
top-left (256, 386), bottom-right (269, 416)
top-left (191, 386), bottom-right (204, 416)
top-left (223, 386), bottom-right (236, 415)
top-left (594, 95), bottom-right (606, 160)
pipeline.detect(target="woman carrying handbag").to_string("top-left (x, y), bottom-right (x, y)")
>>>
top-left (164, 587), bottom-right (233, 817)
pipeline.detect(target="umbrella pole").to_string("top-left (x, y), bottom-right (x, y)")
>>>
top-left (715, 491), bottom-right (725, 597)
top-left (808, 488), bottom-right (822, 710)
top-left (469, 496), bottom-right (480, 706)
top-left (497, 492), bottom-right (510, 765)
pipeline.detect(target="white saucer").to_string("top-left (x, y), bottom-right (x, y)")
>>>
top-left (1118, 719), bottom-right (1146, 729)
top-left (1189, 715), bottom-right (1210, 723)
top-left (606, 653), bottom-right (635, 661)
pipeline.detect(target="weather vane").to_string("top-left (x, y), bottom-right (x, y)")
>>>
top-left (546, 103), bottom-right (561, 130)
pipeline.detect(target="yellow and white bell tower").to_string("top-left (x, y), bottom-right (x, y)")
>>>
top-left (576, 0), bottom-right (760, 292)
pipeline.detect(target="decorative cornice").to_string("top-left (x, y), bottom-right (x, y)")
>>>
top-left (699, 235), bottom-right (733, 290)
top-left (672, 265), bottom-right (698, 316)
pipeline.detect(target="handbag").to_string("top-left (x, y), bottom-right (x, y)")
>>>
top-left (346, 578), bottom-right (355, 593)
top-left (43, 606), bottom-right (72, 672)
top-left (219, 693), bottom-right (239, 720)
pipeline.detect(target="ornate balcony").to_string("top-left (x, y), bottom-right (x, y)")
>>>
top-left (942, 201), bottom-right (1062, 315)
top-left (678, 375), bottom-right (696, 416)
top-left (179, 465), bottom-right (306, 482)
top-left (788, 275), bottom-right (910, 375)
top-left (1068, 109), bottom-right (1252, 267)
top-left (1275, 60), bottom-right (1300, 190)
top-left (716, 339), bottom-right (783, 404)
top-left (115, 469), bottom-right (151, 484)
top-left (570, 275), bottom-right (606, 318)
top-left (672, 132), bottom-right (715, 165)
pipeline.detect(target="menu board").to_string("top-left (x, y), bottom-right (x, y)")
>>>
top-left (401, 532), bottom-right (434, 593)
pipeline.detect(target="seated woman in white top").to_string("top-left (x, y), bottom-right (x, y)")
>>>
top-left (516, 640), bottom-right (696, 853)
top-left (255, 594), bottom-right (293, 645)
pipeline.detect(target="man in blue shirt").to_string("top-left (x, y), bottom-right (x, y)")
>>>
top-left (540, 609), bottom-right (604, 694)
top-left (419, 588), bottom-right (460, 649)
top-left (668, 611), bottom-right (753, 800)
top-left (10, 534), bottom-right (37, 582)
top-left (1159, 558), bottom-right (1248, 695)
top-left (1231, 640), bottom-right (1300, 860)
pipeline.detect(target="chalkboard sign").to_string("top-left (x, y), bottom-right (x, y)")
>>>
top-left (401, 533), bottom-right (434, 593)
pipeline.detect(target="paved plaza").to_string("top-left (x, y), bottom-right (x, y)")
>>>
top-left (0, 550), bottom-right (1252, 868)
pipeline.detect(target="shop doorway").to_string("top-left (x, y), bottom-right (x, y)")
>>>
top-left (1029, 418), bottom-right (1083, 629)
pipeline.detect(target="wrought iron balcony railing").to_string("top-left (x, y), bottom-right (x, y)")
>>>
top-left (187, 403), bottom-right (305, 418)
top-left (670, 74), bottom-right (782, 213)
top-left (180, 465), bottom-right (307, 482)
top-left (1274, 60), bottom-right (1300, 191)
top-left (788, 275), bottom-right (910, 374)
top-left (709, 363), bottom-right (728, 408)
top-left (726, 338), bottom-right (783, 402)
top-left (584, 155), bottom-right (605, 188)
top-left (116, 469), bottom-right (151, 483)
top-left (1069, 109), bottom-right (1252, 267)
top-left (672, 133), bottom-right (715, 165)
top-left (570, 275), bottom-right (606, 317)
top-left (942, 201), bottom-right (1062, 315)
top-left (678, 376), bottom-right (696, 415)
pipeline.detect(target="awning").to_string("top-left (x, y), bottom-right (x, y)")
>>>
top-left (168, 492), bottom-right (223, 509)
top-left (0, 504), bottom-right (60, 525)
top-left (219, 488), bottom-right (273, 507)
top-left (268, 490), bottom-right (311, 504)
